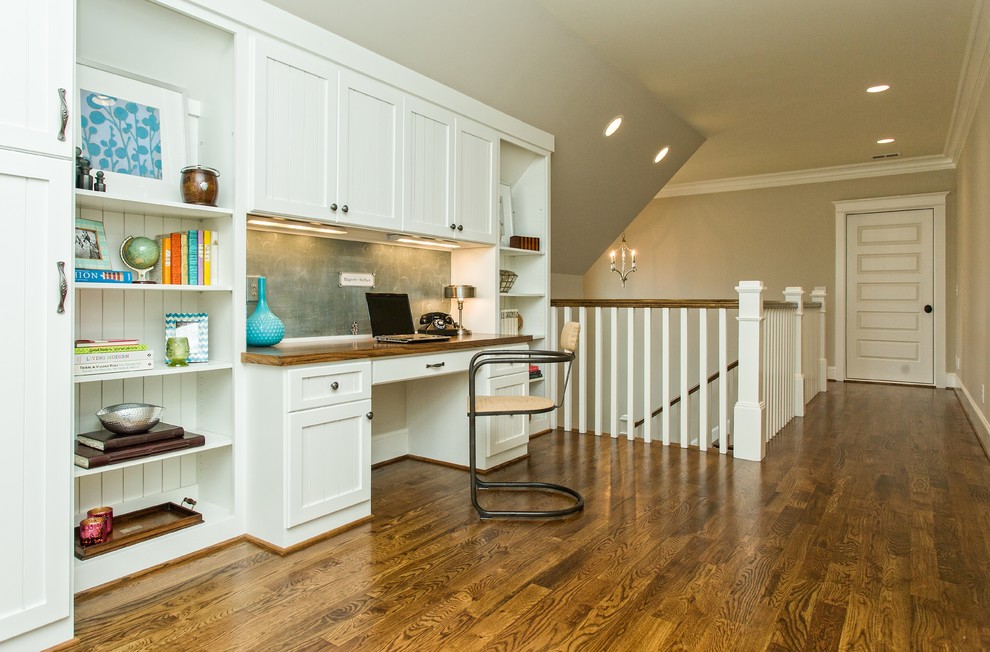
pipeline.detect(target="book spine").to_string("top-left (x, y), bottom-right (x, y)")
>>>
top-left (197, 229), bottom-right (204, 285)
top-left (74, 349), bottom-right (154, 363)
top-left (74, 344), bottom-right (148, 354)
top-left (170, 233), bottom-right (181, 284)
top-left (75, 269), bottom-right (133, 283)
top-left (211, 236), bottom-right (219, 285)
top-left (74, 359), bottom-right (155, 375)
top-left (159, 234), bottom-right (170, 285)
top-left (187, 229), bottom-right (198, 286)
top-left (180, 232), bottom-right (189, 285)
top-left (74, 436), bottom-right (203, 469)
top-left (202, 229), bottom-right (211, 286)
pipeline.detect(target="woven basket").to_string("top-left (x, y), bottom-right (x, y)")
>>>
top-left (499, 269), bottom-right (518, 293)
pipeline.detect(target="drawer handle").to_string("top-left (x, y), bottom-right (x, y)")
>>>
top-left (57, 88), bottom-right (68, 142)
top-left (330, 381), bottom-right (339, 391)
top-left (366, 411), bottom-right (374, 420)
top-left (426, 362), bottom-right (445, 369)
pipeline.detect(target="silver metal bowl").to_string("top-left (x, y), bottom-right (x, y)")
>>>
top-left (96, 403), bottom-right (164, 434)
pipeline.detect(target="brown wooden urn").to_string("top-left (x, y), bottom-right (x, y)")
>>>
top-left (180, 165), bottom-right (220, 206)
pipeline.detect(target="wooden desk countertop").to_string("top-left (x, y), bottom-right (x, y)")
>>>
top-left (241, 333), bottom-right (533, 367)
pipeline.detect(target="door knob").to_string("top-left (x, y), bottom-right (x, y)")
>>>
top-left (924, 304), bottom-right (933, 313)
top-left (330, 203), bottom-right (338, 211)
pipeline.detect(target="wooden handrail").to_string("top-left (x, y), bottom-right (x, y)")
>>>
top-left (633, 360), bottom-right (739, 428)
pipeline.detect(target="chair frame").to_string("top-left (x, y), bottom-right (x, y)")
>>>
top-left (467, 348), bottom-right (584, 519)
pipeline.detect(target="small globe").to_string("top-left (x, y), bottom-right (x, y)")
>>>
top-left (120, 236), bottom-right (160, 282)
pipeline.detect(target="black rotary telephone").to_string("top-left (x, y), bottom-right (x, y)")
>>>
top-left (418, 312), bottom-right (455, 333)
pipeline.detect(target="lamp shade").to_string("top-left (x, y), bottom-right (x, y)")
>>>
top-left (444, 284), bottom-right (476, 300)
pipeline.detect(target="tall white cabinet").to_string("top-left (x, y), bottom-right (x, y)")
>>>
top-left (0, 0), bottom-right (74, 648)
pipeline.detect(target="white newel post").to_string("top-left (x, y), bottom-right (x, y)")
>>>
top-left (734, 281), bottom-right (766, 461)
top-left (784, 287), bottom-right (805, 417)
top-left (812, 286), bottom-right (827, 393)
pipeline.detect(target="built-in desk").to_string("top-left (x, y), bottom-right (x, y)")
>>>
top-left (242, 334), bottom-right (532, 551)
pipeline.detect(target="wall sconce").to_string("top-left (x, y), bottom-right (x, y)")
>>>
top-left (609, 233), bottom-right (637, 286)
top-left (444, 284), bottom-right (476, 335)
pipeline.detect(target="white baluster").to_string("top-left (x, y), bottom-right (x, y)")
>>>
top-left (610, 307), bottom-right (619, 438)
top-left (595, 306), bottom-right (603, 436)
top-left (626, 308), bottom-right (635, 440)
top-left (812, 286), bottom-right (828, 393)
top-left (549, 306), bottom-right (558, 430)
top-left (699, 308), bottom-right (708, 450)
top-left (563, 306), bottom-right (573, 432)
top-left (719, 308), bottom-right (728, 455)
top-left (578, 306), bottom-right (588, 434)
top-left (643, 308), bottom-right (652, 443)
top-left (662, 307), bottom-right (671, 446)
top-left (680, 308), bottom-right (688, 448)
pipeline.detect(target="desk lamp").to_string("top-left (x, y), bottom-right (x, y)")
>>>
top-left (444, 284), bottom-right (476, 336)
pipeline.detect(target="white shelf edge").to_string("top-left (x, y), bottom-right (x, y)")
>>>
top-left (528, 376), bottom-right (544, 384)
top-left (500, 292), bottom-right (545, 298)
top-left (75, 282), bottom-right (233, 292)
top-left (73, 360), bottom-right (233, 384)
top-left (75, 189), bottom-right (232, 219)
top-left (73, 430), bottom-right (232, 478)
top-left (499, 246), bottom-right (543, 256)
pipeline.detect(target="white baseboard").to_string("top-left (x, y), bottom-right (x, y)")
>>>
top-left (945, 372), bottom-right (960, 388)
top-left (827, 366), bottom-right (837, 380)
top-left (956, 382), bottom-right (990, 461)
top-left (372, 428), bottom-right (409, 465)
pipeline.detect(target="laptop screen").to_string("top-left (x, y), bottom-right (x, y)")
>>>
top-left (365, 293), bottom-right (416, 336)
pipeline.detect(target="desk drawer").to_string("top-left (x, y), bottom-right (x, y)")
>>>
top-left (288, 361), bottom-right (371, 412)
top-left (373, 350), bottom-right (475, 385)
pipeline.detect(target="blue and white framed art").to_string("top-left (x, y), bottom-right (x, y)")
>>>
top-left (165, 312), bottom-right (209, 363)
top-left (77, 60), bottom-right (187, 203)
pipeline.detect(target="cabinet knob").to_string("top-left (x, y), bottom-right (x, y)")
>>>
top-left (341, 204), bottom-right (349, 213)
top-left (366, 411), bottom-right (374, 420)
top-left (330, 203), bottom-right (338, 211)
top-left (457, 224), bottom-right (463, 231)
top-left (330, 381), bottom-right (339, 391)
top-left (450, 223), bottom-right (457, 230)
top-left (924, 304), bottom-right (933, 314)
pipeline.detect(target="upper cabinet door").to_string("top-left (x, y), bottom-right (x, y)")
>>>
top-left (0, 0), bottom-right (73, 158)
top-left (403, 97), bottom-right (454, 239)
top-left (252, 34), bottom-right (338, 222)
top-left (454, 118), bottom-right (498, 245)
top-left (335, 70), bottom-right (403, 231)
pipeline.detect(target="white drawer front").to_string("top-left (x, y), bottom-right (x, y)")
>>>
top-left (288, 361), bottom-right (371, 412)
top-left (485, 344), bottom-right (529, 379)
top-left (373, 350), bottom-right (475, 385)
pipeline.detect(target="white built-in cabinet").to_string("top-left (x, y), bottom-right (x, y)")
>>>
top-left (245, 361), bottom-right (373, 550)
top-left (454, 119), bottom-right (498, 244)
top-left (252, 34), bottom-right (403, 232)
top-left (0, 0), bottom-right (74, 647)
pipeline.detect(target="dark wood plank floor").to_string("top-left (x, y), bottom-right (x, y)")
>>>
top-left (70, 382), bottom-right (990, 651)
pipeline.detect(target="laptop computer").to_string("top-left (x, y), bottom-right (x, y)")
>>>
top-left (366, 293), bottom-right (451, 344)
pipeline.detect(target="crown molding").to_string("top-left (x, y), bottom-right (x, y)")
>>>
top-left (945, 0), bottom-right (990, 161)
top-left (656, 155), bottom-right (956, 198)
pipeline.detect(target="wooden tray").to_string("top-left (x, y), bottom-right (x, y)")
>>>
top-left (75, 502), bottom-right (203, 560)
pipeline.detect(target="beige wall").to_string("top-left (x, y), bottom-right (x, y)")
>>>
top-left (582, 170), bottom-right (958, 370)
top-left (955, 70), bottom-right (990, 439)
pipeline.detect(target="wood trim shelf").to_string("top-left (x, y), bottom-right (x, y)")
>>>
top-left (73, 431), bottom-right (231, 478)
top-left (499, 246), bottom-right (543, 256)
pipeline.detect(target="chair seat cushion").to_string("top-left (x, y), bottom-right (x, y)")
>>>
top-left (473, 394), bottom-right (555, 415)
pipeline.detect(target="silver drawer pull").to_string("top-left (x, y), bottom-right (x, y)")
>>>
top-left (426, 362), bottom-right (445, 369)
top-left (57, 88), bottom-right (68, 141)
top-left (330, 381), bottom-right (339, 390)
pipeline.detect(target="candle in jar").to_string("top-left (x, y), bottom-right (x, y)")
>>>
top-left (87, 506), bottom-right (113, 535)
top-left (79, 517), bottom-right (106, 546)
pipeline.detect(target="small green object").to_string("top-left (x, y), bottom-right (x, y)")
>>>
top-left (119, 236), bottom-right (160, 283)
top-left (165, 336), bottom-right (190, 367)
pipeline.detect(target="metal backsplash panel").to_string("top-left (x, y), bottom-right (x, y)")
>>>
top-left (247, 230), bottom-right (451, 338)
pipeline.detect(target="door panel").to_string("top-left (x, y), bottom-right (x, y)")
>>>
top-left (846, 209), bottom-right (934, 384)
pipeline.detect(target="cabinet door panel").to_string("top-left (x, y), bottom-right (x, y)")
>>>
top-left (484, 372), bottom-right (530, 455)
top-left (287, 400), bottom-right (371, 528)
top-left (0, 0), bottom-right (73, 158)
top-left (0, 151), bottom-right (71, 640)
top-left (252, 36), bottom-right (337, 221)
top-left (455, 119), bottom-right (497, 244)
top-left (403, 98), bottom-right (454, 238)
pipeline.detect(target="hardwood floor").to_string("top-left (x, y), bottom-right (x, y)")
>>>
top-left (70, 382), bottom-right (990, 651)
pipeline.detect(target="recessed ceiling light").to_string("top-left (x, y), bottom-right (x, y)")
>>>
top-left (877, 138), bottom-right (895, 144)
top-left (604, 115), bottom-right (623, 137)
top-left (654, 146), bottom-right (669, 164)
top-left (867, 84), bottom-right (890, 93)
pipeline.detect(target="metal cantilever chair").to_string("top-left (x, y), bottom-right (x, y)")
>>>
top-left (467, 321), bottom-right (584, 519)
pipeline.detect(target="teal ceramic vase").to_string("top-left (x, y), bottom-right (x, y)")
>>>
top-left (246, 276), bottom-right (285, 346)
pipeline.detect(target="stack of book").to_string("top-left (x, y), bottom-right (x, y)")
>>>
top-left (74, 339), bottom-right (154, 376)
top-left (529, 364), bottom-right (543, 380)
top-left (500, 309), bottom-right (520, 336)
top-left (151, 229), bottom-right (219, 286)
top-left (74, 422), bottom-right (206, 469)
top-left (75, 269), bottom-right (134, 284)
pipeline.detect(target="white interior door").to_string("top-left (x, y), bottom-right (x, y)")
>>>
top-left (846, 209), bottom-right (934, 384)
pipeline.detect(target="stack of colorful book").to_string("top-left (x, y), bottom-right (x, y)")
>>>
top-left (74, 339), bottom-right (154, 376)
top-left (529, 364), bottom-right (543, 380)
top-left (151, 229), bottom-right (219, 286)
top-left (74, 422), bottom-right (206, 469)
